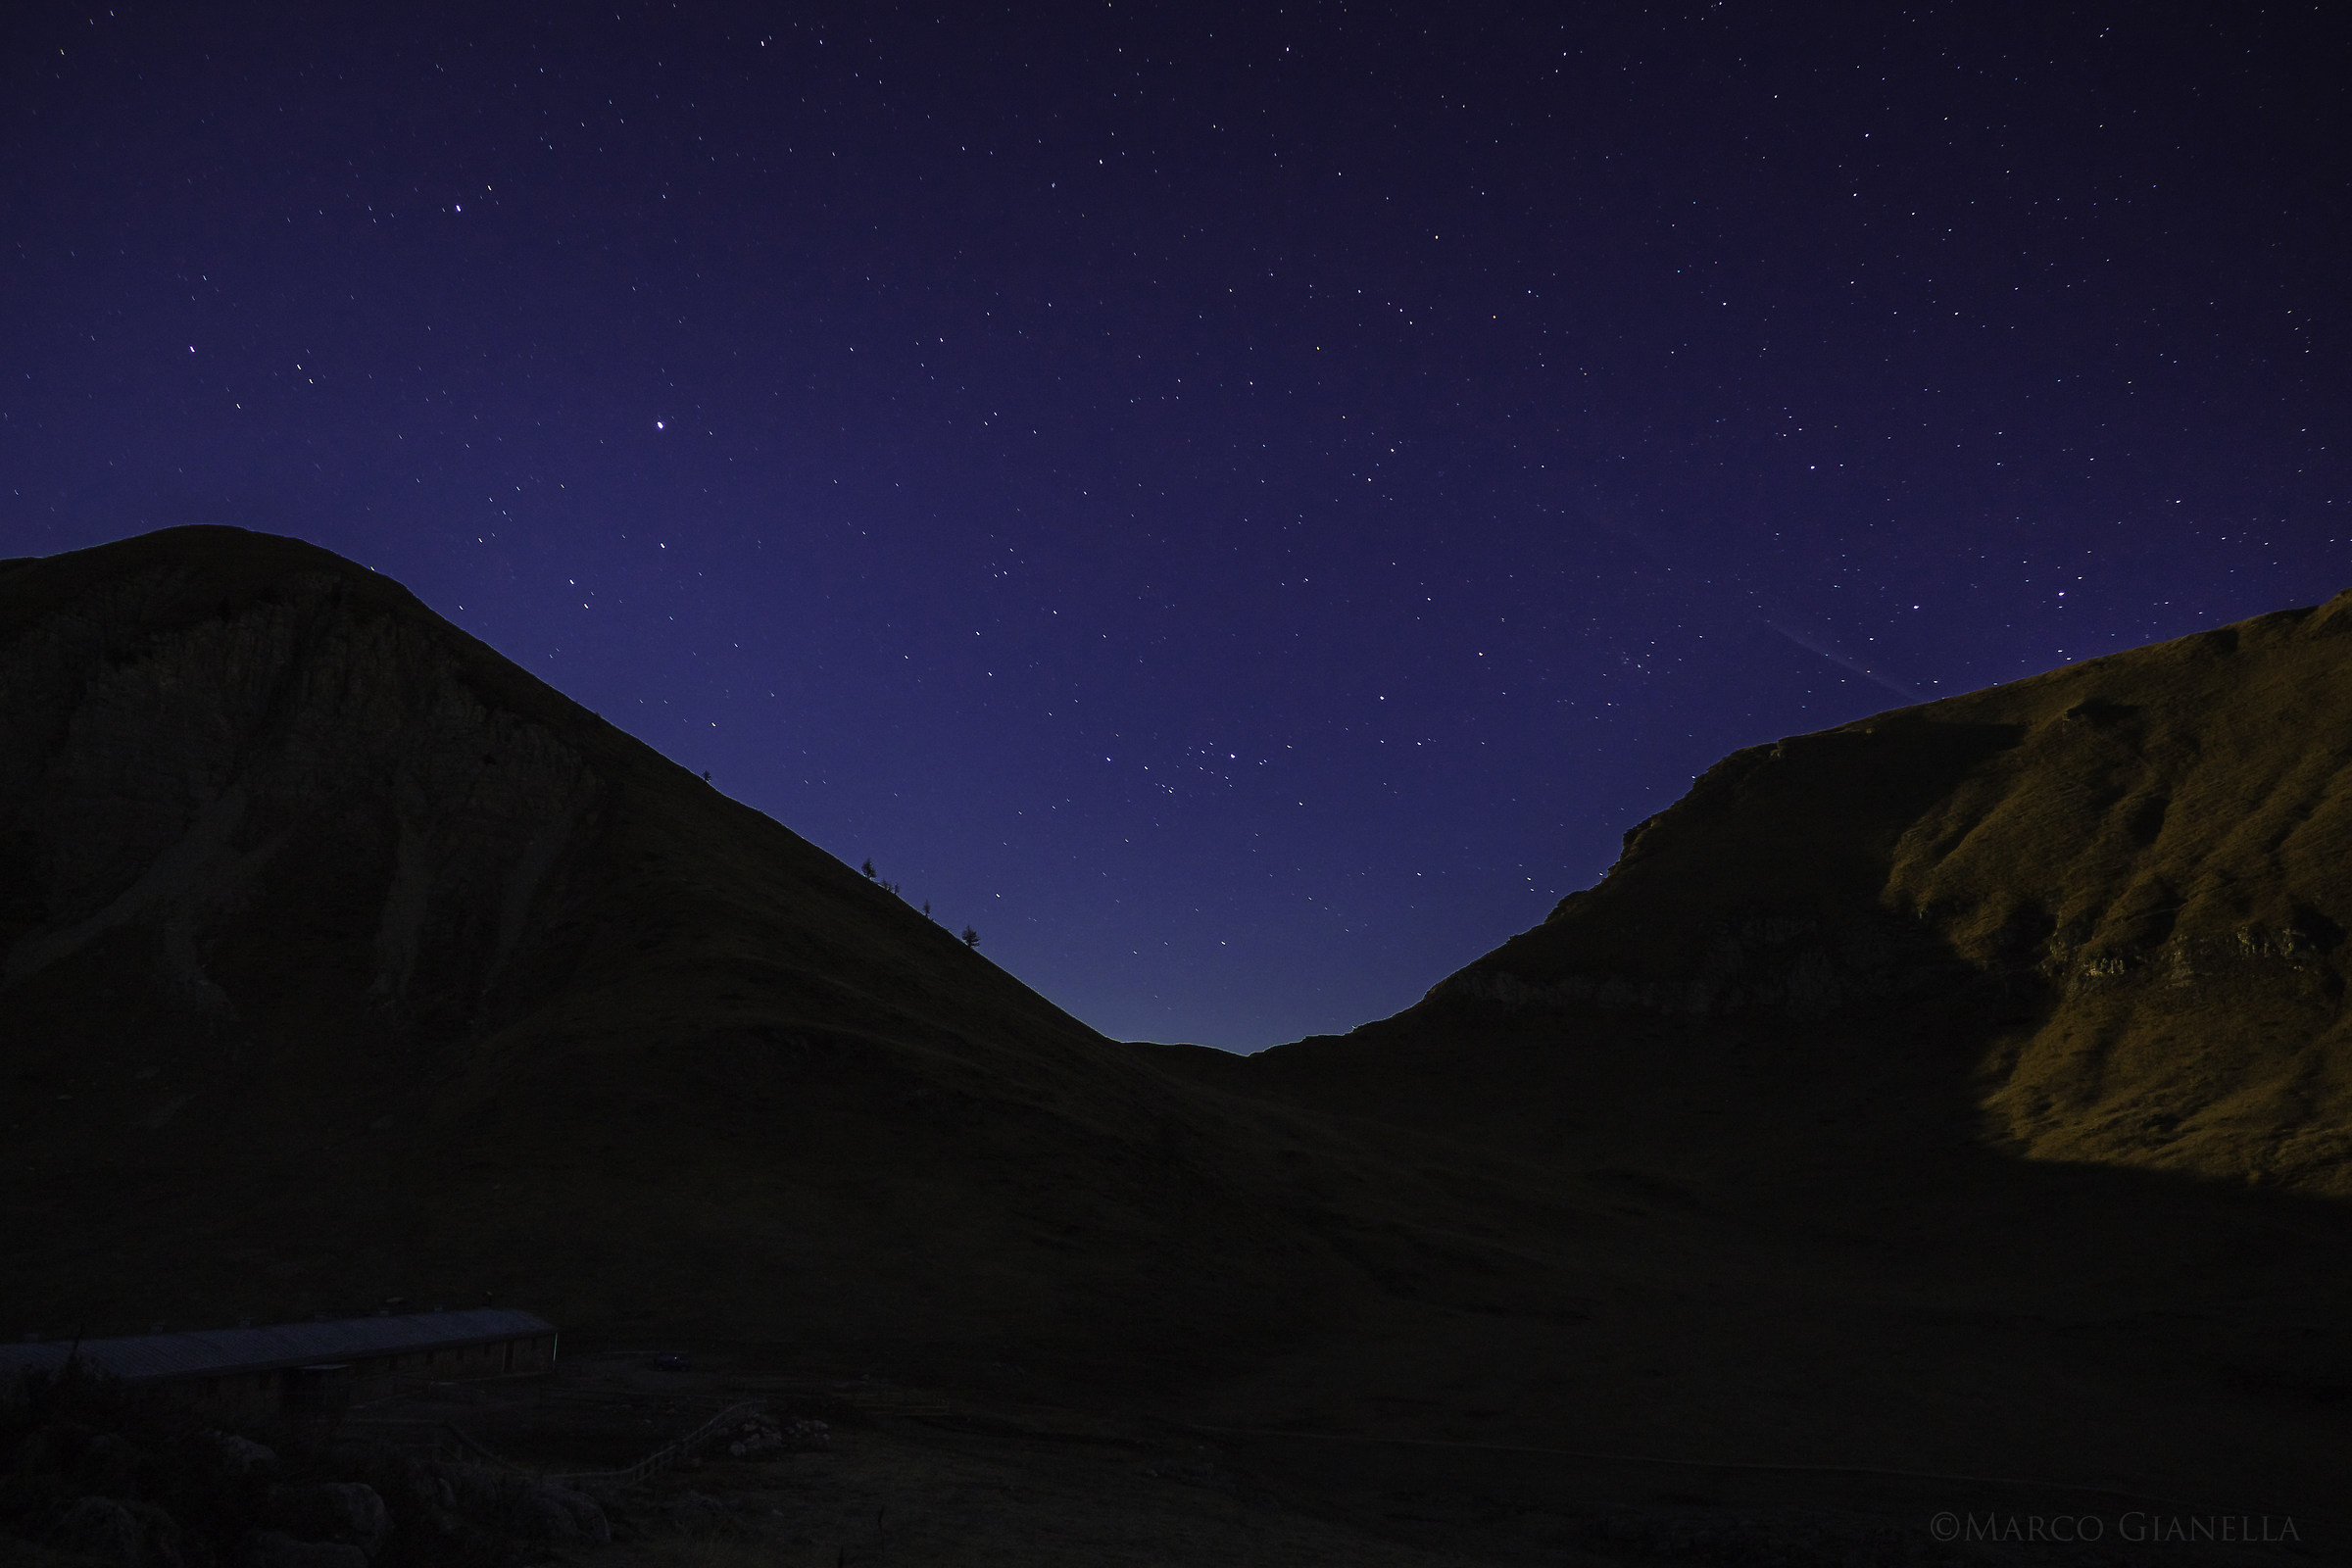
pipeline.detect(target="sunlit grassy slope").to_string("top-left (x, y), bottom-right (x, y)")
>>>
top-left (1244, 595), bottom-right (2352, 1200)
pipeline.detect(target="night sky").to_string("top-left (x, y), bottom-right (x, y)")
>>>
top-left (5, 5), bottom-right (2343, 1049)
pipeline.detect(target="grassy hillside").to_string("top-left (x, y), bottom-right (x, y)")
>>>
top-left (1185, 594), bottom-right (2352, 1532)
top-left (1245, 595), bottom-right (2352, 1199)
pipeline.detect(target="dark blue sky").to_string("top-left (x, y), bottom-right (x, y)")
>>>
top-left (6, 3), bottom-right (2343, 1049)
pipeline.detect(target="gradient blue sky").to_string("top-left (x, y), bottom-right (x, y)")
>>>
top-left (6, 2), bottom-right (2343, 1048)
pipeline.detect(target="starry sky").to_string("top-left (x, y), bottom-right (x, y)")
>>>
top-left (5, 4), bottom-right (2344, 1049)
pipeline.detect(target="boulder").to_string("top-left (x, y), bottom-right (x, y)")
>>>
top-left (52, 1498), bottom-right (140, 1568)
top-left (263, 1485), bottom-right (387, 1559)
top-left (202, 1435), bottom-right (278, 1479)
top-left (514, 1483), bottom-right (608, 1544)
top-left (51, 1497), bottom-right (178, 1568)
top-left (239, 1532), bottom-right (367, 1568)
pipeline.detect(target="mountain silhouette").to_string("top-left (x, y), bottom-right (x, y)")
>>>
top-left (0, 527), bottom-right (1411, 1372)
top-left (6, 527), bottom-right (2347, 1544)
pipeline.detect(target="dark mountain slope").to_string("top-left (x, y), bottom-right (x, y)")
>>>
top-left (0, 527), bottom-right (1565, 1375)
top-left (0, 526), bottom-right (1087, 1067)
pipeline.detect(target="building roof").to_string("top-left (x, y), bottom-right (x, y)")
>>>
top-left (0, 1308), bottom-right (556, 1384)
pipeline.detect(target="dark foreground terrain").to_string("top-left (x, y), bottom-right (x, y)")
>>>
top-left (4, 528), bottom-right (2348, 1563)
top-left (10, 1347), bottom-right (2329, 1567)
top-left (373, 1346), bottom-right (2351, 1566)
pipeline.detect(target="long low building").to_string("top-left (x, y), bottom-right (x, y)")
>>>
top-left (0, 1308), bottom-right (557, 1413)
